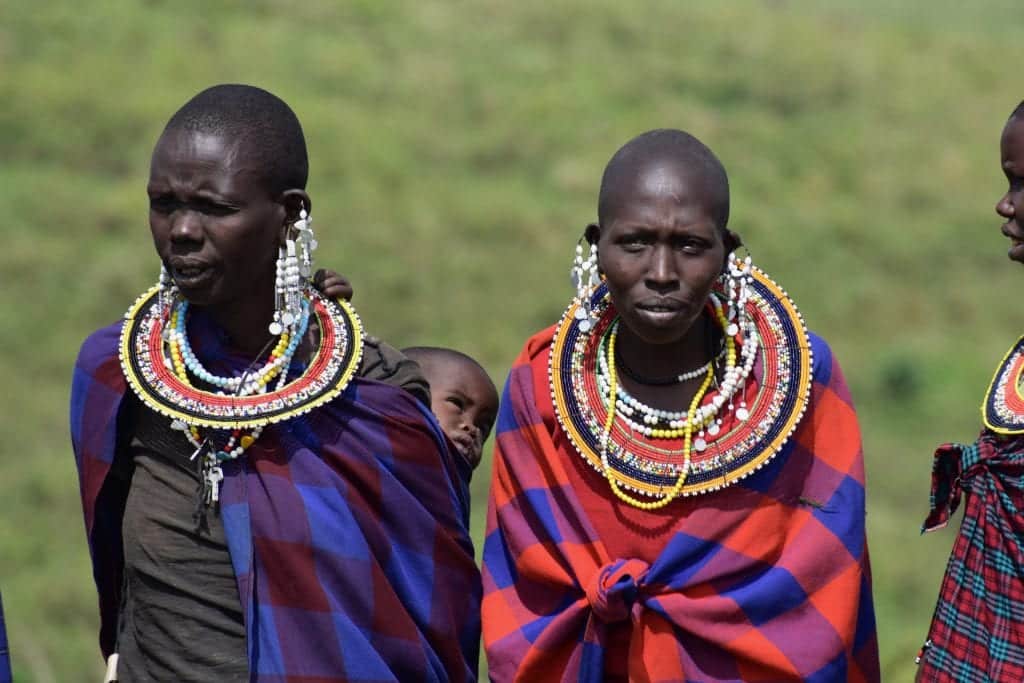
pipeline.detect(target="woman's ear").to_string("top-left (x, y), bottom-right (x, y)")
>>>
top-left (280, 189), bottom-right (312, 224)
top-left (724, 229), bottom-right (742, 254)
top-left (584, 222), bottom-right (600, 246)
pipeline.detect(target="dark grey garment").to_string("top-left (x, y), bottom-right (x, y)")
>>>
top-left (112, 336), bottom-right (429, 682)
top-left (115, 405), bottom-right (247, 683)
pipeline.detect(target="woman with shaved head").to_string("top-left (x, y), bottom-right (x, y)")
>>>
top-left (71, 84), bottom-right (480, 682)
top-left (482, 129), bottom-right (879, 682)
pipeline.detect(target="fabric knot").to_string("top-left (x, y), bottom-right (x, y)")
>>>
top-left (922, 440), bottom-right (987, 533)
top-left (585, 558), bottom-right (650, 623)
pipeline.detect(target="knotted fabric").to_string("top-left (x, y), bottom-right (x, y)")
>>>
top-left (585, 559), bottom-right (649, 623)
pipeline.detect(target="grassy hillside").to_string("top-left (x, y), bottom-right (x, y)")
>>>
top-left (1, 1), bottom-right (1022, 679)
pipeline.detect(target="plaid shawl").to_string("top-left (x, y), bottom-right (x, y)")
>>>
top-left (71, 321), bottom-right (481, 682)
top-left (482, 328), bottom-right (878, 682)
top-left (918, 433), bottom-right (1024, 681)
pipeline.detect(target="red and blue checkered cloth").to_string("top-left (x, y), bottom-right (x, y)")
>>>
top-left (918, 433), bottom-right (1024, 681)
top-left (71, 322), bottom-right (481, 682)
top-left (482, 328), bottom-right (879, 682)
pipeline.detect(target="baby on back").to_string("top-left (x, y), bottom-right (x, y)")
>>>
top-left (314, 270), bottom-right (499, 478)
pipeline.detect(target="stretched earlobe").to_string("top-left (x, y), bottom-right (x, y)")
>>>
top-left (725, 229), bottom-right (743, 254)
top-left (280, 189), bottom-right (312, 224)
top-left (584, 222), bottom-right (601, 246)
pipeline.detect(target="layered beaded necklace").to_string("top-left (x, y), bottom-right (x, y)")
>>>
top-left (120, 284), bottom-right (363, 505)
top-left (982, 335), bottom-right (1024, 435)
top-left (549, 264), bottom-right (813, 506)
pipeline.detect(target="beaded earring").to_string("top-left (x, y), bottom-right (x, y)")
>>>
top-left (719, 249), bottom-right (756, 422)
top-left (269, 207), bottom-right (316, 336)
top-left (720, 250), bottom-right (753, 337)
top-left (158, 263), bottom-right (176, 316)
top-left (570, 239), bottom-right (600, 332)
top-left (293, 208), bottom-right (317, 278)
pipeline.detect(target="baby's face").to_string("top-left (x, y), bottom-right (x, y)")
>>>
top-left (427, 360), bottom-right (499, 469)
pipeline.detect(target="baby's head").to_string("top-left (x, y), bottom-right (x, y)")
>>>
top-left (403, 346), bottom-right (499, 470)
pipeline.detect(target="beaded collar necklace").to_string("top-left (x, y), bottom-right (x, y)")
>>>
top-left (982, 335), bottom-right (1024, 435)
top-left (549, 266), bottom-right (812, 504)
top-left (119, 285), bottom-right (363, 503)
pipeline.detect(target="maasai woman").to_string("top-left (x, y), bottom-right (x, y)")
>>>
top-left (482, 129), bottom-right (879, 682)
top-left (70, 85), bottom-right (480, 682)
top-left (916, 101), bottom-right (1024, 682)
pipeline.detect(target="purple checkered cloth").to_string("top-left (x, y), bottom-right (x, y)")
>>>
top-left (71, 322), bottom-right (481, 682)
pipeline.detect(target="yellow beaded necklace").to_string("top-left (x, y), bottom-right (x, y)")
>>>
top-left (600, 323), bottom-right (715, 510)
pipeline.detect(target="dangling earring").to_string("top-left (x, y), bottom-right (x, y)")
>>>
top-left (293, 208), bottom-right (317, 278)
top-left (570, 239), bottom-right (600, 332)
top-left (158, 263), bottom-right (176, 315)
top-left (269, 206), bottom-right (315, 336)
top-left (720, 250), bottom-right (753, 337)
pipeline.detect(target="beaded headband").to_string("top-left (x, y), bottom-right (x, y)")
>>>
top-left (982, 335), bottom-right (1024, 435)
top-left (549, 266), bottom-right (813, 498)
top-left (119, 285), bottom-right (363, 429)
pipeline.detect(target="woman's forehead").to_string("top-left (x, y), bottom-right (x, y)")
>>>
top-left (149, 129), bottom-right (269, 193)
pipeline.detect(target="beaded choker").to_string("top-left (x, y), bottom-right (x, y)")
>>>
top-left (982, 335), bottom-right (1024, 434)
top-left (119, 285), bottom-right (363, 503)
top-left (613, 342), bottom-right (723, 385)
top-left (549, 266), bottom-right (813, 504)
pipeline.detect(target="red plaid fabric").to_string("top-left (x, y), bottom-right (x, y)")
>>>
top-left (482, 327), bottom-right (879, 682)
top-left (918, 433), bottom-right (1024, 682)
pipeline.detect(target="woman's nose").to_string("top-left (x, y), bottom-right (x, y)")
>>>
top-left (170, 209), bottom-right (203, 242)
top-left (646, 246), bottom-right (678, 289)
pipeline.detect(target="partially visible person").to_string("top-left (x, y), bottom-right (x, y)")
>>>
top-left (311, 271), bottom-right (501, 479)
top-left (0, 591), bottom-right (11, 683)
top-left (481, 129), bottom-right (878, 681)
top-left (403, 346), bottom-right (499, 480)
top-left (71, 84), bottom-right (480, 682)
top-left (916, 100), bottom-right (1024, 682)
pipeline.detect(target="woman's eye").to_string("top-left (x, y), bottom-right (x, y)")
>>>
top-left (675, 238), bottom-right (709, 253)
top-left (620, 237), bottom-right (648, 251)
top-left (446, 396), bottom-right (464, 410)
top-left (198, 200), bottom-right (236, 216)
top-left (149, 196), bottom-right (176, 213)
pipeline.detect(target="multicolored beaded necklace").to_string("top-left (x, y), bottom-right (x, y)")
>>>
top-left (982, 335), bottom-right (1024, 435)
top-left (119, 284), bottom-right (363, 504)
top-left (549, 265), bottom-right (813, 506)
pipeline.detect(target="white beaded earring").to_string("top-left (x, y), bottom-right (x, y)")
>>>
top-left (720, 250), bottom-right (753, 337)
top-left (293, 208), bottom-right (317, 278)
top-left (269, 207), bottom-right (314, 336)
top-left (570, 239), bottom-right (600, 332)
top-left (158, 263), bottom-right (175, 314)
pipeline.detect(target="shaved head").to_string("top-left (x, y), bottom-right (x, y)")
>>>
top-left (1010, 100), bottom-right (1024, 123)
top-left (598, 129), bottom-right (730, 231)
top-left (160, 84), bottom-right (308, 196)
top-left (403, 346), bottom-right (488, 376)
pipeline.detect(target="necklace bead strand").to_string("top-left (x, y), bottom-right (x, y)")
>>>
top-left (600, 323), bottom-right (715, 510)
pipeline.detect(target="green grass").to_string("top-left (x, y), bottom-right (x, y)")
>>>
top-left (2, 1), bottom-right (1023, 679)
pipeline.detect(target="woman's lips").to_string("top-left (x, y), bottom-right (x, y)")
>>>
top-left (169, 261), bottom-right (216, 288)
top-left (1002, 224), bottom-right (1024, 260)
top-left (635, 299), bottom-right (687, 324)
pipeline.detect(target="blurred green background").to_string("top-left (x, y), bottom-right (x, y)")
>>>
top-left (2, 0), bottom-right (1022, 679)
